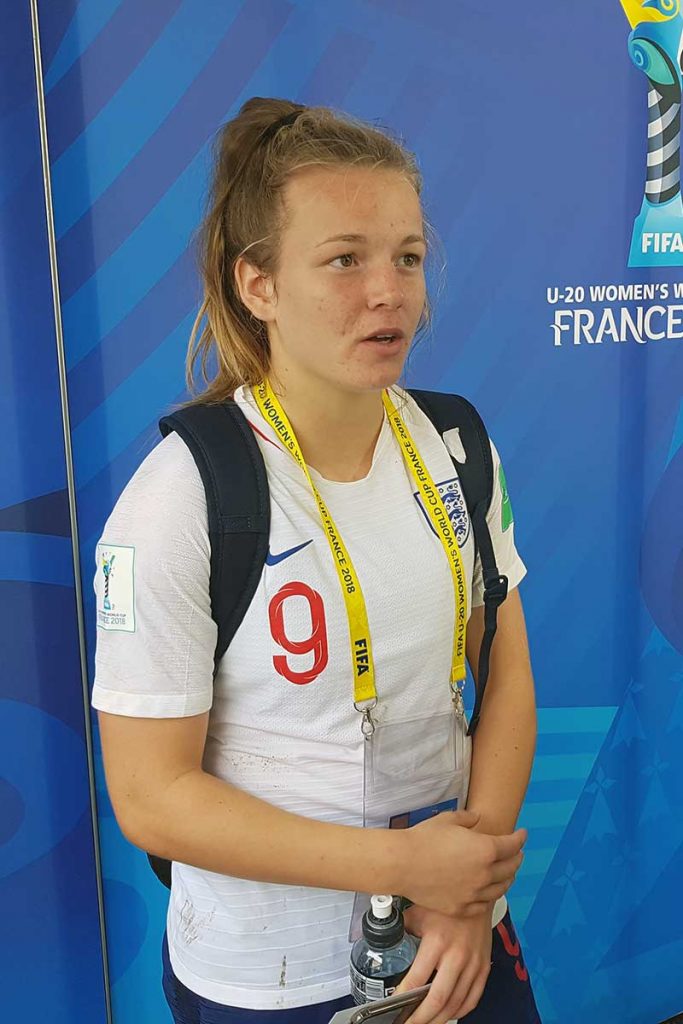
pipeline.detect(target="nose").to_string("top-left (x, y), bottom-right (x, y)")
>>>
top-left (365, 264), bottom-right (404, 309)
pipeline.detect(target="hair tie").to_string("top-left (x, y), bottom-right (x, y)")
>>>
top-left (231, 108), bottom-right (304, 189)
top-left (259, 108), bottom-right (303, 145)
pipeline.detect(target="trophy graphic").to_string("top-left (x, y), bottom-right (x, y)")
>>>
top-left (621, 0), bottom-right (683, 266)
top-left (102, 553), bottom-right (115, 611)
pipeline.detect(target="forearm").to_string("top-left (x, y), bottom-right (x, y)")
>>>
top-left (126, 766), bottom-right (405, 895)
top-left (464, 589), bottom-right (537, 836)
top-left (466, 669), bottom-right (536, 835)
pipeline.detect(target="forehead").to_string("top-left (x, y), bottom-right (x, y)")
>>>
top-left (280, 165), bottom-right (423, 244)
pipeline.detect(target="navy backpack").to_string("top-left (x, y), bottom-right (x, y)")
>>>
top-left (149, 390), bottom-right (509, 888)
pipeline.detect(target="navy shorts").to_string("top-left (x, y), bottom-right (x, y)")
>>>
top-left (162, 911), bottom-right (541, 1023)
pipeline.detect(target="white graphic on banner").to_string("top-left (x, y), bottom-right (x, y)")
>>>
top-left (547, 282), bottom-right (683, 346)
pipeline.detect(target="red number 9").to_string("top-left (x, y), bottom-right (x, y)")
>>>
top-left (268, 581), bottom-right (329, 685)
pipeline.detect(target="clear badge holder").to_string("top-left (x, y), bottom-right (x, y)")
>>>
top-left (348, 707), bottom-right (467, 942)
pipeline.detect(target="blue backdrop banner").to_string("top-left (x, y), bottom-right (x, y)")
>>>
top-left (31, 2), bottom-right (683, 1022)
top-left (0, 3), bottom-right (107, 1022)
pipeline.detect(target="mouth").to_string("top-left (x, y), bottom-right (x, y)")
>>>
top-left (359, 329), bottom-right (407, 349)
top-left (359, 334), bottom-right (406, 356)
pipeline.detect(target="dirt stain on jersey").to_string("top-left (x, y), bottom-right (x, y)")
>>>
top-left (179, 898), bottom-right (215, 946)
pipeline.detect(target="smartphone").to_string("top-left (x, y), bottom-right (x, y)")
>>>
top-left (328, 985), bottom-right (432, 1024)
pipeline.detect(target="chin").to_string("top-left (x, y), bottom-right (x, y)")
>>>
top-left (369, 355), bottom-right (409, 389)
top-left (351, 368), bottom-right (405, 394)
top-left (348, 348), bottom-right (410, 391)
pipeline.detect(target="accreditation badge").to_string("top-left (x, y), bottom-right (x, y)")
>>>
top-left (348, 708), bottom-right (469, 942)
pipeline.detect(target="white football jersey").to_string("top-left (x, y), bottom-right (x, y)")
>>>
top-left (92, 385), bottom-right (526, 1009)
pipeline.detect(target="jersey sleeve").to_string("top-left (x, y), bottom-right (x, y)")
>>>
top-left (471, 439), bottom-right (527, 608)
top-left (91, 432), bottom-right (217, 718)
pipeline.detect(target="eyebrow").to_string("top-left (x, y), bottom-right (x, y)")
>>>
top-left (315, 233), bottom-right (427, 248)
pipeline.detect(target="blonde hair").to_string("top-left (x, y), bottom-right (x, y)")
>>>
top-left (186, 97), bottom-right (442, 403)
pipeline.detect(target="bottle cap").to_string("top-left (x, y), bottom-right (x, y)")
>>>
top-left (370, 895), bottom-right (393, 920)
top-left (362, 894), bottom-right (405, 949)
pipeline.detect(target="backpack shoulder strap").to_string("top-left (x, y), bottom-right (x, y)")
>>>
top-left (408, 389), bottom-right (493, 517)
top-left (159, 400), bottom-right (270, 673)
top-left (147, 400), bottom-right (270, 889)
top-left (407, 389), bottom-right (509, 737)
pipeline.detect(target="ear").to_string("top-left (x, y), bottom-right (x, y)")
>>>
top-left (233, 256), bottom-right (277, 324)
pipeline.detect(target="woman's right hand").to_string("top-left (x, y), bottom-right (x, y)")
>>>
top-left (399, 809), bottom-right (526, 917)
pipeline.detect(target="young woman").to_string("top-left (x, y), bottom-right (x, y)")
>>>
top-left (93, 98), bottom-right (540, 1024)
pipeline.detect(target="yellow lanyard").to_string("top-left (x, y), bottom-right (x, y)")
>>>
top-left (381, 390), bottom-right (468, 695)
top-left (252, 381), bottom-right (468, 733)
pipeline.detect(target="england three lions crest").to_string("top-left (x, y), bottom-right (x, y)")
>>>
top-left (414, 477), bottom-right (471, 547)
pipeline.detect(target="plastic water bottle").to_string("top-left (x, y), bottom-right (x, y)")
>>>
top-left (350, 894), bottom-right (418, 1004)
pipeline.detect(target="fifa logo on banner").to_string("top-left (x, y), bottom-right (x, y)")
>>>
top-left (621, 1), bottom-right (683, 265)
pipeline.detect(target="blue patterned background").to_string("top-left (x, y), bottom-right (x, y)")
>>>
top-left (0, 2), bottom-right (107, 1021)
top-left (4, 1), bottom-right (681, 1021)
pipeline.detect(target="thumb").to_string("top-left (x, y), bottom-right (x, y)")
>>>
top-left (492, 827), bottom-right (528, 859)
top-left (450, 809), bottom-right (481, 828)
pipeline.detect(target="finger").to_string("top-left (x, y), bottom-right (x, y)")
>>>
top-left (487, 850), bottom-right (524, 885)
top-left (394, 942), bottom-right (439, 995)
top-left (450, 809), bottom-right (480, 828)
top-left (491, 828), bottom-right (527, 860)
top-left (476, 879), bottom-right (515, 904)
top-left (438, 958), bottom-right (484, 1023)
top-left (404, 963), bottom-right (463, 1024)
top-left (448, 963), bottom-right (490, 1021)
top-left (411, 962), bottom-right (481, 1019)
top-left (402, 907), bottom-right (422, 937)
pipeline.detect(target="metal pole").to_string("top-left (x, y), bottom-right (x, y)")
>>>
top-left (28, 3), bottom-right (114, 1022)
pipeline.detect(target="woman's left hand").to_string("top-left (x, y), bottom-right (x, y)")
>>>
top-left (393, 904), bottom-right (494, 1023)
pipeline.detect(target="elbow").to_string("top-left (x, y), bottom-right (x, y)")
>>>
top-left (106, 769), bottom-right (201, 858)
top-left (108, 797), bottom-right (151, 850)
top-left (107, 792), bottom-right (168, 855)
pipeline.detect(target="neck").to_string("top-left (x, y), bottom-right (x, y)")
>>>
top-left (269, 374), bottom-right (387, 482)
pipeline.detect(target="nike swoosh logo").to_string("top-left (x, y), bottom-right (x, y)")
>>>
top-left (265, 540), bottom-right (313, 566)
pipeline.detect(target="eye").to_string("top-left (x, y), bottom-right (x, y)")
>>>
top-left (329, 252), bottom-right (423, 269)
top-left (329, 253), bottom-right (357, 268)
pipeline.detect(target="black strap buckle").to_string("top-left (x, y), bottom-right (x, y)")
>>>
top-left (483, 573), bottom-right (508, 608)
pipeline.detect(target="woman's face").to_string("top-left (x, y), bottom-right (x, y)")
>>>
top-left (265, 164), bottom-right (427, 395)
